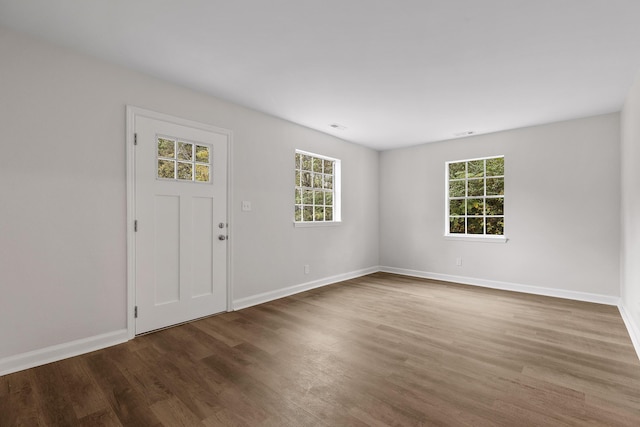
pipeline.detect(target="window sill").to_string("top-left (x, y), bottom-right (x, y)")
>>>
top-left (444, 234), bottom-right (508, 243)
top-left (294, 221), bottom-right (342, 228)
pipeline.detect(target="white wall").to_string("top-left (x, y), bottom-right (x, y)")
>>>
top-left (0, 28), bottom-right (379, 364)
top-left (380, 114), bottom-right (621, 299)
top-left (621, 71), bottom-right (640, 342)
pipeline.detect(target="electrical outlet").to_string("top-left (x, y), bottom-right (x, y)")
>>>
top-left (456, 257), bottom-right (462, 267)
top-left (241, 200), bottom-right (252, 211)
top-left (304, 264), bottom-right (310, 274)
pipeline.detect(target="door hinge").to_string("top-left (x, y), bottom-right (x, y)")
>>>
top-left (134, 306), bottom-right (138, 318)
top-left (134, 220), bottom-right (138, 232)
top-left (134, 133), bottom-right (138, 145)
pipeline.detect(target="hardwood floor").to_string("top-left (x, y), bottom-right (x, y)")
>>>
top-left (2, 272), bottom-right (640, 426)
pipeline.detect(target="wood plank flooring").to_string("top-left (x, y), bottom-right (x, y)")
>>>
top-left (2, 272), bottom-right (640, 426)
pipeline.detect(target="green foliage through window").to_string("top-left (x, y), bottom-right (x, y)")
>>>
top-left (447, 156), bottom-right (504, 236)
top-left (295, 150), bottom-right (339, 223)
top-left (157, 137), bottom-right (211, 183)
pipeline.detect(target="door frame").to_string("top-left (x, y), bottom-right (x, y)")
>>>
top-left (125, 105), bottom-right (233, 340)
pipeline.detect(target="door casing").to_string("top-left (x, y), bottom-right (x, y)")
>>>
top-left (126, 106), bottom-right (233, 339)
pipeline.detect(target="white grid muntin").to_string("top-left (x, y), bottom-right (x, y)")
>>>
top-left (156, 134), bottom-right (212, 184)
top-left (294, 149), bottom-right (341, 225)
top-left (445, 155), bottom-right (505, 239)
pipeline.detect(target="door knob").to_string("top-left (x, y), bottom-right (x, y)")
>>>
top-left (218, 235), bottom-right (227, 241)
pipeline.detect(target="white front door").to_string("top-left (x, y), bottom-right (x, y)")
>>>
top-left (134, 113), bottom-right (229, 334)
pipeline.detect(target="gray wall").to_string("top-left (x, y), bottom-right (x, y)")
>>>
top-left (0, 28), bottom-right (379, 360)
top-left (380, 114), bottom-right (621, 297)
top-left (621, 71), bottom-right (640, 337)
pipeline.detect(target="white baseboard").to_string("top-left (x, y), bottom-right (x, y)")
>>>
top-left (0, 329), bottom-right (128, 377)
top-left (378, 266), bottom-right (621, 306)
top-left (233, 266), bottom-right (379, 310)
top-left (2, 267), bottom-right (631, 376)
top-left (381, 266), bottom-right (638, 361)
top-left (618, 304), bottom-right (640, 362)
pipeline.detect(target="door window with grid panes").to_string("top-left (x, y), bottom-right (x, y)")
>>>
top-left (157, 136), bottom-right (211, 183)
top-left (294, 150), bottom-right (341, 224)
top-left (446, 156), bottom-right (504, 237)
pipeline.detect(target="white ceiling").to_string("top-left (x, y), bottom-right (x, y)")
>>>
top-left (2, 0), bottom-right (640, 150)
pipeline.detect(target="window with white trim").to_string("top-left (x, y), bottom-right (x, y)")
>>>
top-left (446, 156), bottom-right (504, 236)
top-left (294, 150), bottom-right (341, 224)
top-left (157, 136), bottom-right (211, 183)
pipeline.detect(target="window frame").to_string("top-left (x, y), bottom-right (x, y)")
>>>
top-left (294, 149), bottom-right (341, 227)
top-left (444, 155), bottom-right (506, 243)
top-left (156, 134), bottom-right (212, 184)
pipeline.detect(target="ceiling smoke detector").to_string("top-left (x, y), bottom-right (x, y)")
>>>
top-left (329, 123), bottom-right (347, 130)
top-left (454, 131), bottom-right (475, 137)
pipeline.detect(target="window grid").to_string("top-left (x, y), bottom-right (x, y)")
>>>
top-left (157, 136), bottom-right (211, 183)
top-left (294, 151), bottom-right (336, 222)
top-left (447, 156), bottom-right (504, 236)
